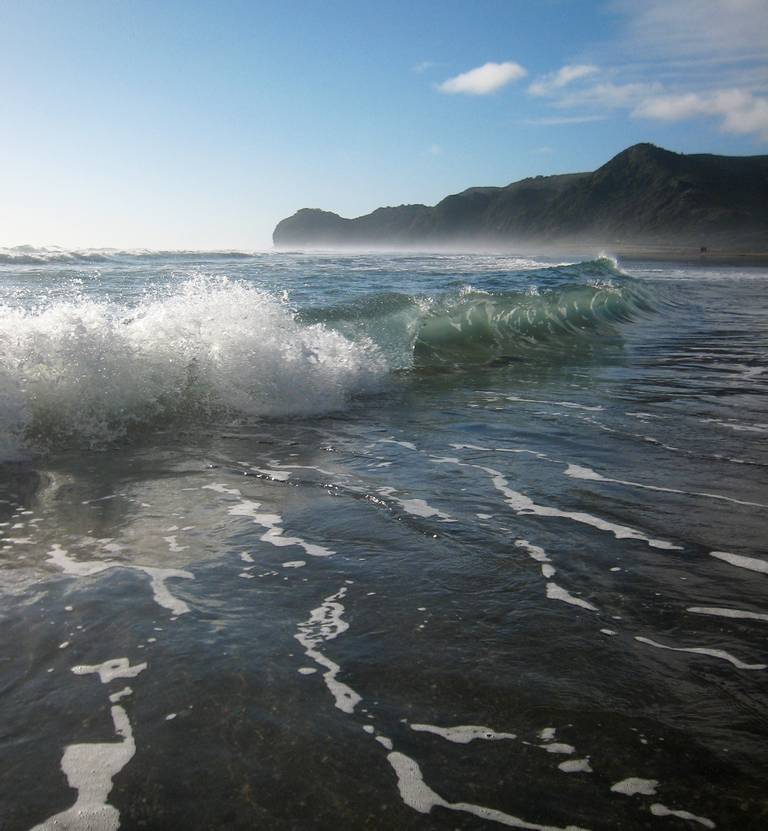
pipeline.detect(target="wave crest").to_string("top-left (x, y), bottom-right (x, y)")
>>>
top-left (0, 258), bottom-right (653, 456)
top-left (0, 245), bottom-right (267, 266)
top-left (0, 278), bottom-right (386, 455)
top-left (303, 258), bottom-right (653, 366)
top-left (414, 279), bottom-right (651, 362)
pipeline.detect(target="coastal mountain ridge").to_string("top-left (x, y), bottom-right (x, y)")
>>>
top-left (273, 144), bottom-right (768, 251)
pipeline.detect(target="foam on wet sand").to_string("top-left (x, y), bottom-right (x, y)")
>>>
top-left (47, 544), bottom-right (193, 616)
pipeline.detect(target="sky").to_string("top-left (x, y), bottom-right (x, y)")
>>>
top-left (0, 0), bottom-right (766, 250)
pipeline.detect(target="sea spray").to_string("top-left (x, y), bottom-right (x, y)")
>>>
top-left (0, 277), bottom-right (386, 455)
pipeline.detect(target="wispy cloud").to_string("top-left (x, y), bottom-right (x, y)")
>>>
top-left (438, 61), bottom-right (527, 95)
top-left (523, 1), bottom-right (768, 141)
top-left (606, 0), bottom-right (768, 139)
top-left (634, 89), bottom-right (768, 139)
top-left (428, 143), bottom-right (443, 155)
top-left (611, 0), bottom-right (768, 62)
top-left (528, 65), bottom-right (599, 97)
top-left (557, 81), bottom-right (663, 110)
top-left (413, 61), bottom-right (438, 74)
top-left (427, 3), bottom-right (767, 140)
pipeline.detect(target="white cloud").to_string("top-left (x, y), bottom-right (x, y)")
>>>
top-left (413, 61), bottom-right (437, 74)
top-left (528, 64), bottom-right (599, 96)
top-left (722, 96), bottom-right (768, 137)
top-left (633, 92), bottom-right (711, 121)
top-left (634, 88), bottom-right (768, 139)
top-left (438, 62), bottom-right (527, 95)
top-left (612, 0), bottom-right (768, 61)
top-left (521, 2), bottom-right (768, 142)
top-left (557, 81), bottom-right (663, 109)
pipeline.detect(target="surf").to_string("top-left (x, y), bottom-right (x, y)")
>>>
top-left (0, 258), bottom-right (651, 456)
top-left (0, 276), bottom-right (386, 456)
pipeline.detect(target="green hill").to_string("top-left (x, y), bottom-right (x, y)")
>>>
top-left (273, 144), bottom-right (768, 251)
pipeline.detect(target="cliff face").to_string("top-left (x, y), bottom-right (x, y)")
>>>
top-left (273, 144), bottom-right (768, 250)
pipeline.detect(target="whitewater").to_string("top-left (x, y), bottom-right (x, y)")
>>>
top-left (0, 248), bottom-right (766, 830)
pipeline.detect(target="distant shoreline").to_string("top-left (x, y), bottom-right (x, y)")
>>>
top-left (273, 145), bottom-right (768, 258)
top-left (613, 247), bottom-right (768, 267)
top-left (271, 244), bottom-right (768, 268)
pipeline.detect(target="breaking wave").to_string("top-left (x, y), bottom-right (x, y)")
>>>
top-left (303, 257), bottom-right (653, 365)
top-left (0, 278), bottom-right (386, 457)
top-left (0, 245), bottom-right (264, 266)
top-left (0, 259), bottom-right (652, 456)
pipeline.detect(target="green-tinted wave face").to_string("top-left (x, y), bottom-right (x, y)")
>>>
top-left (414, 281), bottom-right (654, 364)
top-left (300, 258), bottom-right (656, 368)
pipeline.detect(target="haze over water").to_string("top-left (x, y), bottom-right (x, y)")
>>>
top-left (0, 249), bottom-right (766, 830)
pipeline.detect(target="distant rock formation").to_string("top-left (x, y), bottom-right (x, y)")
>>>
top-left (273, 144), bottom-right (768, 250)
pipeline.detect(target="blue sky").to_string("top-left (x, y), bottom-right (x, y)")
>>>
top-left (0, 0), bottom-right (766, 249)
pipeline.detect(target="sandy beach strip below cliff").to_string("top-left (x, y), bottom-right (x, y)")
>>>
top-left (613, 247), bottom-right (768, 267)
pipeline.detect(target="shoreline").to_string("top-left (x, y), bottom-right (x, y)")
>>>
top-left (271, 244), bottom-right (768, 268)
top-left (611, 248), bottom-right (768, 268)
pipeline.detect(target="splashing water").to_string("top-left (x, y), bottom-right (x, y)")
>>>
top-left (0, 277), bottom-right (386, 454)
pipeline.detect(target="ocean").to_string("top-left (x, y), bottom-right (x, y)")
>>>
top-left (0, 248), bottom-right (766, 831)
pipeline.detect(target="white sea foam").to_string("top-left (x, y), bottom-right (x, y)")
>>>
top-left (204, 484), bottom-right (333, 557)
top-left (480, 463), bottom-right (680, 549)
top-left (380, 438), bottom-right (418, 450)
top-left (72, 658), bottom-right (147, 684)
top-left (542, 565), bottom-right (556, 579)
top-left (515, 539), bottom-right (551, 564)
top-left (163, 535), bottom-right (188, 553)
top-left (248, 466), bottom-right (293, 481)
top-left (559, 758), bottom-right (592, 773)
top-left (611, 777), bottom-right (658, 796)
top-left (265, 462), bottom-right (343, 478)
top-left (387, 751), bottom-right (588, 831)
top-left (0, 277), bottom-right (385, 456)
top-left (650, 803), bottom-right (715, 828)
top-left (635, 636), bottom-right (766, 670)
top-left (450, 443), bottom-right (548, 459)
top-left (378, 488), bottom-right (454, 521)
top-left (505, 395), bottom-right (603, 412)
top-left (434, 458), bottom-right (680, 551)
top-left (410, 723), bottom-right (516, 743)
top-left (47, 544), bottom-right (112, 578)
top-left (700, 418), bottom-right (767, 434)
top-left (710, 550), bottom-right (768, 574)
top-left (540, 742), bottom-right (576, 755)
top-left (564, 464), bottom-right (768, 509)
top-left (687, 607), bottom-right (768, 623)
top-left (47, 544), bottom-right (193, 615)
top-left (108, 687), bottom-right (132, 703)
top-left (295, 587), bottom-right (361, 713)
top-left (516, 539), bottom-right (560, 580)
top-left (546, 582), bottom-right (598, 612)
top-left (30, 705), bottom-right (135, 831)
